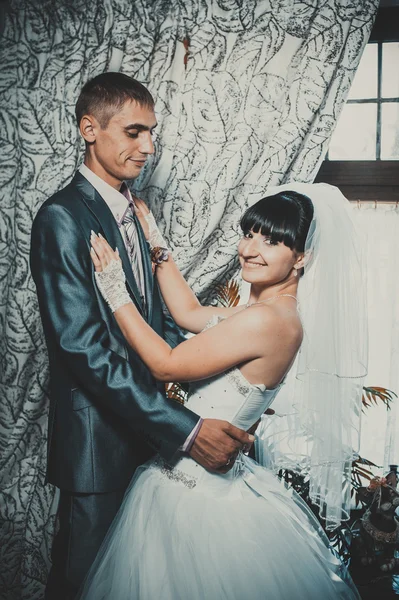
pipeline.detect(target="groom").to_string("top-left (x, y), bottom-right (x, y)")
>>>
top-left (30, 72), bottom-right (253, 599)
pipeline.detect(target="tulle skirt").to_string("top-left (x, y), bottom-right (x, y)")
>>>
top-left (78, 455), bottom-right (360, 600)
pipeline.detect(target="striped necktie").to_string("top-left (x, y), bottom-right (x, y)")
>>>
top-left (119, 184), bottom-right (146, 307)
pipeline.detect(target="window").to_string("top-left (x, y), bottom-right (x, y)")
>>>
top-left (315, 6), bottom-right (399, 202)
top-left (328, 43), bottom-right (399, 161)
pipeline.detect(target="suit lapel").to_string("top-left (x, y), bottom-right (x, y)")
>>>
top-left (74, 173), bottom-right (145, 315)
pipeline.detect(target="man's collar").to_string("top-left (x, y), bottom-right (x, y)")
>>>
top-left (78, 163), bottom-right (130, 223)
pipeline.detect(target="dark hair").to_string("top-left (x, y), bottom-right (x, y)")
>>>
top-left (75, 72), bottom-right (155, 129)
top-left (240, 191), bottom-right (314, 254)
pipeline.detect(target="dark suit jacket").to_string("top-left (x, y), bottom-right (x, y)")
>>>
top-left (30, 172), bottom-right (200, 494)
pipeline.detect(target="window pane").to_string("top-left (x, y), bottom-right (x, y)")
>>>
top-left (328, 103), bottom-right (377, 160)
top-left (348, 44), bottom-right (378, 100)
top-left (381, 103), bottom-right (399, 160)
top-left (382, 43), bottom-right (399, 99)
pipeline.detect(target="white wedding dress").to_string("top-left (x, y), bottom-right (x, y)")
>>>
top-left (79, 318), bottom-right (360, 600)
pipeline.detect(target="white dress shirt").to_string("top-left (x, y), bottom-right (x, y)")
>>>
top-left (79, 163), bottom-right (130, 223)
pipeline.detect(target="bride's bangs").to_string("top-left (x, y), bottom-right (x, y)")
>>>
top-left (240, 193), bottom-right (302, 250)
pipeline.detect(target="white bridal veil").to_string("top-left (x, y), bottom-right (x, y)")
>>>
top-left (255, 183), bottom-right (368, 530)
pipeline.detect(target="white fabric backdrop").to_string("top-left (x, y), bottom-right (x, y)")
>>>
top-left (353, 203), bottom-right (399, 472)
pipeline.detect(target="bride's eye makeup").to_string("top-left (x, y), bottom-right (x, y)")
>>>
top-left (263, 237), bottom-right (279, 246)
top-left (242, 231), bottom-right (278, 245)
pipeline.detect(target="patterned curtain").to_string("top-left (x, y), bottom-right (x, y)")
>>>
top-left (0, 1), bottom-right (377, 598)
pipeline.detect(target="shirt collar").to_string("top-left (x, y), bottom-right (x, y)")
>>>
top-left (79, 163), bottom-right (132, 224)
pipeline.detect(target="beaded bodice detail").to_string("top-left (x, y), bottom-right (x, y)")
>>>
top-left (185, 315), bottom-right (284, 431)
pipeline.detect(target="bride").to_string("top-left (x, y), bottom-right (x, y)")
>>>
top-left (79, 183), bottom-right (366, 600)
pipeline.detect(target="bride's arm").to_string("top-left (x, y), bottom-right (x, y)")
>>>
top-left (154, 257), bottom-right (241, 333)
top-left (134, 199), bottom-right (241, 333)
top-left (115, 301), bottom-right (267, 382)
top-left (90, 235), bottom-right (274, 382)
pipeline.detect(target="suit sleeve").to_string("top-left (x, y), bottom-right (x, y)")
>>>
top-left (30, 203), bottom-right (200, 461)
top-left (162, 307), bottom-right (186, 348)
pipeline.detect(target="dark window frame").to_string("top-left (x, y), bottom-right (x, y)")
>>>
top-left (315, 6), bottom-right (399, 202)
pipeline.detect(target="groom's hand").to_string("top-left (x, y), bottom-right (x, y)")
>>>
top-left (246, 408), bottom-right (275, 437)
top-left (189, 419), bottom-right (255, 474)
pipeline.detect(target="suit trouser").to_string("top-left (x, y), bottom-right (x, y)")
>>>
top-left (45, 487), bottom-right (126, 600)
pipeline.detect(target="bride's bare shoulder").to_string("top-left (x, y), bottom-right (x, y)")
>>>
top-left (225, 302), bottom-right (301, 336)
top-left (231, 303), bottom-right (302, 347)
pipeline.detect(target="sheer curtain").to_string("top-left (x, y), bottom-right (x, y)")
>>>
top-left (353, 203), bottom-right (399, 471)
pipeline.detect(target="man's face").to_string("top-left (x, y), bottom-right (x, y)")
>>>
top-left (83, 100), bottom-right (157, 188)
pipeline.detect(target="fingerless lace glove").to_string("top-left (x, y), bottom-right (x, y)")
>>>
top-left (144, 211), bottom-right (169, 250)
top-left (94, 259), bottom-right (132, 313)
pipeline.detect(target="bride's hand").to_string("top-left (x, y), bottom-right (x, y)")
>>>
top-left (132, 197), bottom-right (151, 240)
top-left (246, 408), bottom-right (275, 438)
top-left (89, 232), bottom-right (132, 313)
top-left (133, 196), bottom-right (151, 217)
top-left (132, 198), bottom-right (170, 250)
top-left (90, 231), bottom-right (120, 272)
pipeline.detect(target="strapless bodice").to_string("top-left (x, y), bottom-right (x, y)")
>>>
top-left (185, 314), bottom-right (283, 430)
top-left (186, 367), bottom-right (282, 431)
top-left (150, 316), bottom-right (284, 486)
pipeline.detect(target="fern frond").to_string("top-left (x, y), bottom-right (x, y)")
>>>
top-left (362, 386), bottom-right (397, 410)
top-left (351, 455), bottom-right (380, 507)
top-left (214, 279), bottom-right (241, 308)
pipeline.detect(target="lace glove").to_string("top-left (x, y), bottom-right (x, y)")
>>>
top-left (144, 211), bottom-right (169, 250)
top-left (94, 259), bottom-right (132, 313)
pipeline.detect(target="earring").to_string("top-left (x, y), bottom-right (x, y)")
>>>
top-left (293, 268), bottom-right (298, 277)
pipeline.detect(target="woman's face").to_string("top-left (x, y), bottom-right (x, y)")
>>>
top-left (238, 229), bottom-right (301, 286)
